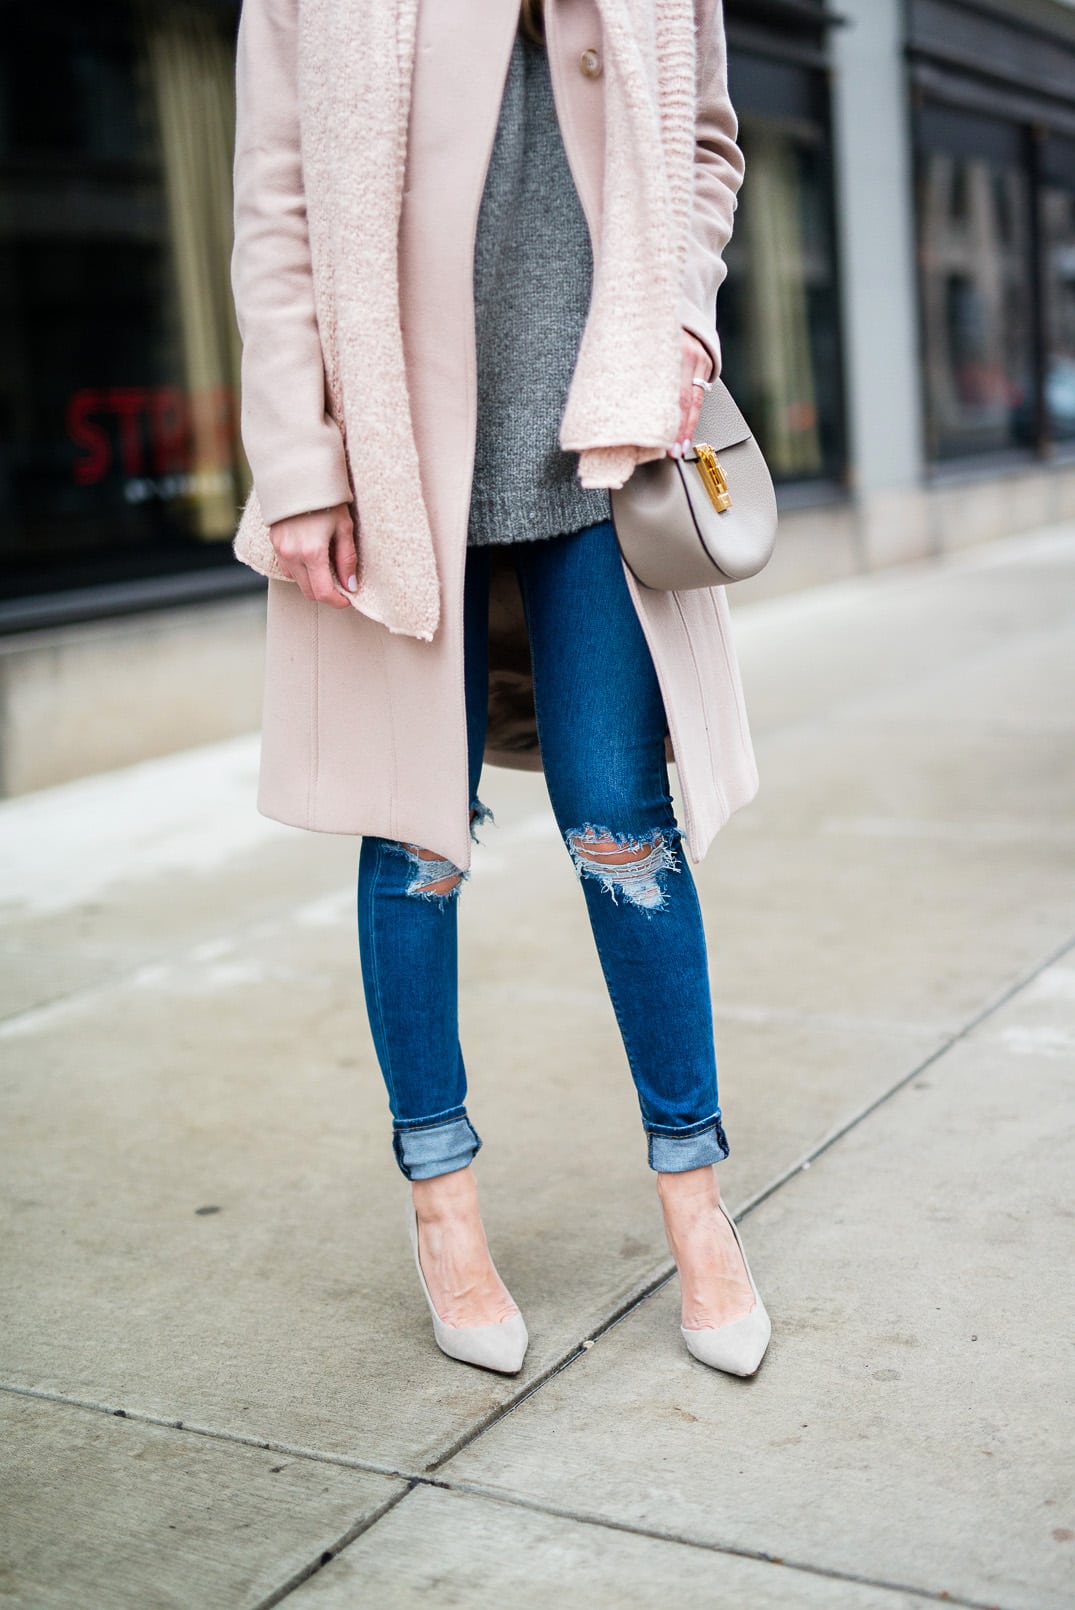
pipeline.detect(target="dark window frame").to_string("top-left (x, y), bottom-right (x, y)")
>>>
top-left (908, 0), bottom-right (1075, 475)
top-left (0, 0), bottom-right (249, 636)
top-left (719, 28), bottom-right (851, 501)
top-left (906, 0), bottom-right (1075, 126)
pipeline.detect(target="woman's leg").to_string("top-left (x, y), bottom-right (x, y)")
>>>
top-left (513, 519), bottom-right (755, 1326)
top-left (356, 544), bottom-right (492, 1182)
top-left (356, 545), bottom-right (520, 1328)
top-left (514, 520), bottom-right (726, 1164)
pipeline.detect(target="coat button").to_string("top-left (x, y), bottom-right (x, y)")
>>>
top-left (579, 47), bottom-right (602, 78)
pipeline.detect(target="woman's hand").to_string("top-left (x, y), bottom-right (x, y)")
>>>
top-left (269, 503), bottom-right (357, 607)
top-left (666, 331), bottom-right (715, 458)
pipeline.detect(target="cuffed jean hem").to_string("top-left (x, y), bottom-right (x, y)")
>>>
top-left (392, 1114), bottom-right (483, 1180)
top-left (646, 1117), bottom-right (730, 1173)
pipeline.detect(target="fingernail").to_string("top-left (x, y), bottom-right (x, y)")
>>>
top-left (670, 442), bottom-right (682, 458)
top-left (682, 438), bottom-right (692, 455)
top-left (347, 574), bottom-right (357, 592)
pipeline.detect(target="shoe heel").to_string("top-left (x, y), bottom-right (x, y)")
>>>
top-left (406, 1196), bottom-right (529, 1375)
top-left (680, 1199), bottom-right (771, 1377)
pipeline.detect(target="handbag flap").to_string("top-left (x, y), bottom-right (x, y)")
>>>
top-left (693, 377), bottom-right (753, 452)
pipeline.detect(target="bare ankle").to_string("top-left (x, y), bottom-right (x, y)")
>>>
top-left (411, 1165), bottom-right (479, 1222)
top-left (657, 1164), bottom-right (720, 1207)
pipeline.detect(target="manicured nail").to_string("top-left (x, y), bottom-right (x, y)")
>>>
top-left (670, 441), bottom-right (682, 458)
top-left (681, 438), bottom-right (692, 455)
top-left (347, 574), bottom-right (357, 592)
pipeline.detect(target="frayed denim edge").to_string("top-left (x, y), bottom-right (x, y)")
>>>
top-left (563, 822), bottom-right (684, 914)
top-left (382, 796), bottom-right (495, 907)
top-left (381, 841), bottom-right (468, 909)
top-left (470, 797), bottom-right (496, 842)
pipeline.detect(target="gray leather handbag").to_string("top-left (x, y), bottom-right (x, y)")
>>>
top-left (610, 378), bottom-right (778, 590)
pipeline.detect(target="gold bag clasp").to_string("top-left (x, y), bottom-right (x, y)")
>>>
top-left (694, 443), bottom-right (732, 512)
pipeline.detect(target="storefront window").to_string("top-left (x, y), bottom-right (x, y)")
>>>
top-left (1042, 136), bottom-right (1075, 447)
top-left (718, 52), bottom-right (845, 486)
top-left (915, 104), bottom-right (1036, 461)
top-left (0, 0), bottom-right (245, 605)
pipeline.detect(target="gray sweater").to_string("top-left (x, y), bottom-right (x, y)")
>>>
top-left (467, 27), bottom-right (612, 547)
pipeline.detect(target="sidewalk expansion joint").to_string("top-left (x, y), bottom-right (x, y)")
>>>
top-left (390, 1476), bottom-right (1022, 1610)
top-left (0, 1384), bottom-right (422, 1484)
top-left (248, 1481), bottom-right (419, 1610)
top-left (732, 924), bottom-right (1075, 1225)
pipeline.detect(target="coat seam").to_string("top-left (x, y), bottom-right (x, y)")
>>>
top-left (708, 586), bottom-right (752, 757)
top-left (383, 617), bottom-right (401, 843)
top-left (671, 588), bottom-right (728, 825)
top-left (307, 602), bottom-right (320, 825)
top-left (621, 564), bottom-right (698, 857)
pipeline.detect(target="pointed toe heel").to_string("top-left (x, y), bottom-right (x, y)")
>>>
top-left (406, 1198), bottom-right (529, 1375)
top-left (680, 1199), bottom-right (771, 1378)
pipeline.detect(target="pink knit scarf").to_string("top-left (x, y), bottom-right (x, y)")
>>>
top-left (233, 0), bottom-right (698, 641)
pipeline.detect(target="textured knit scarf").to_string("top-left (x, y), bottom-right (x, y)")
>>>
top-left (232, 0), bottom-right (698, 641)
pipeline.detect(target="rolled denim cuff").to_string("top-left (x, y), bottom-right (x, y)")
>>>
top-left (393, 1114), bottom-right (483, 1180)
top-left (646, 1116), bottom-right (730, 1173)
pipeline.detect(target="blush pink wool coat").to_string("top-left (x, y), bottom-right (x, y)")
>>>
top-left (231, 0), bottom-right (760, 872)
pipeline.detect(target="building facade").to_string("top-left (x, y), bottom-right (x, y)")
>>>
top-left (2, 0), bottom-right (1074, 790)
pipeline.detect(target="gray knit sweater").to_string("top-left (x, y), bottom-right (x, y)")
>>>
top-left (467, 26), bottom-right (612, 546)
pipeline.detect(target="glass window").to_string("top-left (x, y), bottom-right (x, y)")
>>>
top-left (718, 53), bottom-right (845, 486)
top-left (0, 0), bottom-right (245, 604)
top-left (1041, 136), bottom-right (1075, 447)
top-left (914, 103), bottom-right (1036, 461)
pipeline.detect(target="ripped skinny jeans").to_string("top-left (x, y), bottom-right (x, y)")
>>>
top-left (356, 517), bottom-right (730, 1180)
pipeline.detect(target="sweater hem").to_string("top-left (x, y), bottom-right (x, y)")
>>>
top-left (467, 483), bottom-right (611, 547)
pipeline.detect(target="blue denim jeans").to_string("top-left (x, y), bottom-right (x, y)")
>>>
top-left (356, 518), bottom-right (730, 1180)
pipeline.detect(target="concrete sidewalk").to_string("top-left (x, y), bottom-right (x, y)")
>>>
top-left (1, 526), bottom-right (1073, 1610)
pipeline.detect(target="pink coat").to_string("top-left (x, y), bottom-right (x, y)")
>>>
top-left (232, 0), bottom-right (760, 872)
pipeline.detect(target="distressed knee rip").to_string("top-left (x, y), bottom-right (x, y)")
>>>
top-left (393, 842), bottom-right (465, 902)
top-left (564, 823), bottom-right (682, 913)
top-left (389, 800), bottom-right (495, 904)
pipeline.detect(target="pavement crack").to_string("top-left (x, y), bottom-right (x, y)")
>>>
top-left (732, 926), bottom-right (1075, 1223)
top-left (0, 1385), bottom-right (413, 1482)
top-left (247, 1481), bottom-right (418, 1610)
top-left (377, 1478), bottom-right (1022, 1610)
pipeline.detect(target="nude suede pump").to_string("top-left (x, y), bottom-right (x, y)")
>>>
top-left (406, 1198), bottom-right (529, 1375)
top-left (679, 1199), bottom-right (771, 1377)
